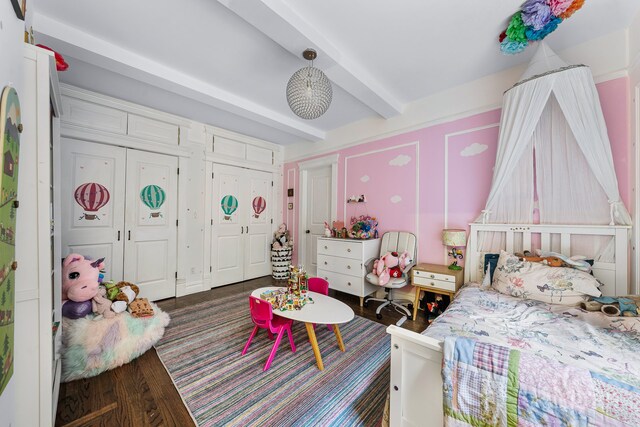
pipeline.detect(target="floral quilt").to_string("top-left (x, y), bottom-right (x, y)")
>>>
top-left (424, 284), bottom-right (640, 389)
top-left (442, 336), bottom-right (640, 426)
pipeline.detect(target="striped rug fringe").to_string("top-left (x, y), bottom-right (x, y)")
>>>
top-left (155, 291), bottom-right (390, 427)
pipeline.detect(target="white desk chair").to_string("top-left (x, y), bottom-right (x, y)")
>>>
top-left (364, 231), bottom-right (416, 326)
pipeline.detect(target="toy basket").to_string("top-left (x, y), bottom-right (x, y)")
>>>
top-left (271, 248), bottom-right (292, 280)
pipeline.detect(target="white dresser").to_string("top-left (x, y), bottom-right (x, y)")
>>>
top-left (317, 237), bottom-right (381, 306)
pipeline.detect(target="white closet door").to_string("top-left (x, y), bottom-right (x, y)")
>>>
top-left (123, 150), bottom-right (177, 301)
top-left (211, 164), bottom-right (245, 287)
top-left (244, 169), bottom-right (273, 279)
top-left (60, 139), bottom-right (125, 281)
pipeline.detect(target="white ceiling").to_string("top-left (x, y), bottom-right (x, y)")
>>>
top-left (31, 0), bottom-right (640, 145)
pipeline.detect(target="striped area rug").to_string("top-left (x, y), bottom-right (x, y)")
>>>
top-left (155, 291), bottom-right (390, 427)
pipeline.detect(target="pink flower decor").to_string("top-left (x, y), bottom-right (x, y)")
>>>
top-left (522, 0), bottom-right (552, 30)
top-left (548, 0), bottom-right (573, 17)
top-left (560, 0), bottom-right (585, 19)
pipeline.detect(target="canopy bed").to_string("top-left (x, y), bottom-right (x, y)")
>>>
top-left (386, 44), bottom-right (637, 426)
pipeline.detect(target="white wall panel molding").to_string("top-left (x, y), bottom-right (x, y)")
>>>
top-left (60, 123), bottom-right (192, 158)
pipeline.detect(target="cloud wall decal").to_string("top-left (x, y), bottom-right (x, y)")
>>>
top-left (390, 195), bottom-right (402, 204)
top-left (389, 154), bottom-right (412, 167)
top-left (360, 175), bottom-right (370, 183)
top-left (460, 143), bottom-right (489, 157)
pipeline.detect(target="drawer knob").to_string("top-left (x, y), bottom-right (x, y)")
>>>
top-left (430, 274), bottom-right (435, 279)
top-left (430, 282), bottom-right (435, 286)
top-left (347, 282), bottom-right (352, 286)
top-left (324, 261), bottom-right (328, 265)
top-left (347, 248), bottom-right (351, 252)
top-left (347, 265), bottom-right (351, 269)
top-left (324, 277), bottom-right (328, 280)
top-left (324, 246), bottom-right (328, 250)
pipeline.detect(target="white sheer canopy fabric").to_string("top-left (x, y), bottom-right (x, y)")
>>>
top-left (477, 43), bottom-right (630, 258)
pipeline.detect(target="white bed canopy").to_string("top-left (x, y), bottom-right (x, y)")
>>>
top-left (478, 42), bottom-right (631, 258)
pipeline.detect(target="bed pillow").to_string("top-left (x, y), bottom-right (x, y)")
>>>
top-left (492, 251), bottom-right (602, 305)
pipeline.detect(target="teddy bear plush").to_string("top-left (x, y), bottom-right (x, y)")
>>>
top-left (91, 286), bottom-right (115, 319)
top-left (105, 281), bottom-right (140, 313)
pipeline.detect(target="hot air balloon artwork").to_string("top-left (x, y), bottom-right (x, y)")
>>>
top-left (220, 195), bottom-right (238, 221)
top-left (252, 196), bottom-right (266, 218)
top-left (140, 184), bottom-right (166, 218)
top-left (74, 182), bottom-right (110, 220)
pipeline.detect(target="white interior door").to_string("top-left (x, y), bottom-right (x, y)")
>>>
top-left (244, 169), bottom-right (273, 279)
top-left (304, 166), bottom-right (331, 275)
top-left (60, 139), bottom-right (125, 281)
top-left (211, 164), bottom-right (245, 287)
top-left (123, 150), bottom-right (177, 301)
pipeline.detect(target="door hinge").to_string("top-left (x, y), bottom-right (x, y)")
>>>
top-left (175, 271), bottom-right (178, 279)
top-left (210, 266), bottom-right (212, 272)
top-left (212, 136), bottom-right (215, 152)
top-left (176, 220), bottom-right (179, 226)
top-left (211, 219), bottom-right (213, 225)
top-left (212, 172), bottom-right (214, 179)
top-left (271, 219), bottom-right (273, 224)
top-left (178, 127), bottom-right (181, 144)
top-left (177, 167), bottom-right (180, 175)
top-left (271, 181), bottom-right (274, 187)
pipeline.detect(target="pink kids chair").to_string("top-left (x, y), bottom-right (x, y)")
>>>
top-left (308, 277), bottom-right (332, 331)
top-left (308, 277), bottom-right (329, 295)
top-left (242, 296), bottom-right (296, 371)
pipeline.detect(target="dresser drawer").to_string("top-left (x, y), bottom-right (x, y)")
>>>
top-left (412, 276), bottom-right (456, 292)
top-left (318, 269), bottom-right (363, 294)
top-left (317, 239), bottom-right (361, 260)
top-left (317, 254), bottom-right (362, 277)
top-left (413, 269), bottom-right (456, 283)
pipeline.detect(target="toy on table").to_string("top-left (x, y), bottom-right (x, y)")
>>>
top-left (261, 265), bottom-right (312, 311)
top-left (372, 251), bottom-right (413, 286)
top-left (62, 254), bottom-right (106, 319)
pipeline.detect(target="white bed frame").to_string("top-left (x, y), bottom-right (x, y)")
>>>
top-left (387, 223), bottom-right (631, 427)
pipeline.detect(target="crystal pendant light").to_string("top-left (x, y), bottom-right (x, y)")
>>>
top-left (286, 49), bottom-right (333, 120)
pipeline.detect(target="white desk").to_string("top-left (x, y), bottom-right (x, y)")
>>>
top-left (251, 287), bottom-right (354, 370)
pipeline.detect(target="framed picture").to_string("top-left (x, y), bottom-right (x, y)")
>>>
top-left (10, 0), bottom-right (25, 20)
top-left (287, 188), bottom-right (294, 197)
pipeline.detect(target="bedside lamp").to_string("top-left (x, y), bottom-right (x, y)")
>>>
top-left (442, 229), bottom-right (466, 270)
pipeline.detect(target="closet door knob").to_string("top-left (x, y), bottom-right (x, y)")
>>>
top-left (306, 230), bottom-right (310, 234)
top-left (347, 265), bottom-right (351, 269)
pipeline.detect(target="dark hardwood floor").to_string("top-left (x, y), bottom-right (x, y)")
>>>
top-left (55, 276), bottom-right (430, 426)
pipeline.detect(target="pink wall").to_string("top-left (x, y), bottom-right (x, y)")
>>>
top-left (284, 77), bottom-right (632, 266)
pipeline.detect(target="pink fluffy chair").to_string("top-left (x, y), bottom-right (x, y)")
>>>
top-left (242, 296), bottom-right (296, 371)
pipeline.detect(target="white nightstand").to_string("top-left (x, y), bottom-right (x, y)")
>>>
top-left (411, 263), bottom-right (464, 320)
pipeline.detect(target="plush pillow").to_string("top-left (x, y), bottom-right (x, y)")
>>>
top-left (492, 251), bottom-right (602, 305)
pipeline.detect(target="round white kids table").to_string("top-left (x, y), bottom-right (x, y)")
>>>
top-left (251, 287), bottom-right (354, 370)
